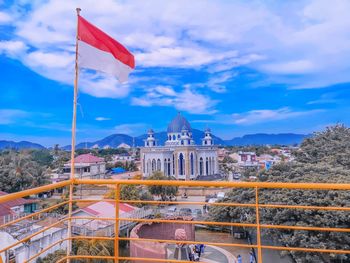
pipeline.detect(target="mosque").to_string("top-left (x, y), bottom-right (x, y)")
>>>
top-left (141, 113), bottom-right (218, 180)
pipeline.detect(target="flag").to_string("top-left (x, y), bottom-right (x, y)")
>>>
top-left (77, 15), bottom-right (135, 83)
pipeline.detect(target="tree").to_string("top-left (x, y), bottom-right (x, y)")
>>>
top-left (147, 172), bottom-right (178, 201)
top-left (209, 125), bottom-right (350, 263)
top-left (219, 156), bottom-right (236, 180)
top-left (30, 149), bottom-right (53, 166)
top-left (104, 185), bottom-right (153, 207)
top-left (37, 249), bottom-right (65, 263)
top-left (107, 161), bottom-right (138, 171)
top-left (0, 151), bottom-right (50, 192)
top-left (72, 239), bottom-right (114, 263)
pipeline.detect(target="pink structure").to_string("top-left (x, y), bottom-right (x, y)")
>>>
top-left (129, 217), bottom-right (195, 262)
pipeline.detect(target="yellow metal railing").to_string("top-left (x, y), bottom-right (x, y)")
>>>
top-left (0, 179), bottom-right (350, 263)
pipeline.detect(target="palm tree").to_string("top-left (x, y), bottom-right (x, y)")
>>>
top-left (75, 239), bottom-right (114, 263)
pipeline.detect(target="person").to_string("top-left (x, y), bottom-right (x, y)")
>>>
top-left (189, 244), bottom-right (195, 261)
top-left (195, 244), bottom-right (201, 258)
top-left (237, 254), bottom-right (242, 263)
top-left (249, 250), bottom-right (255, 263)
top-left (199, 244), bottom-right (205, 256)
top-left (192, 245), bottom-right (199, 261)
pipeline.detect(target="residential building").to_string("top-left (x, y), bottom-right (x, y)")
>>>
top-left (63, 153), bottom-right (106, 179)
top-left (0, 191), bottom-right (37, 225)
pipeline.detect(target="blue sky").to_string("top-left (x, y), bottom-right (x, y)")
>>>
top-left (1, 0), bottom-right (350, 147)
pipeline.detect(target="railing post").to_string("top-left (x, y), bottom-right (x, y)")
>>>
top-left (114, 184), bottom-right (120, 263)
top-left (66, 181), bottom-right (74, 262)
top-left (255, 186), bottom-right (263, 263)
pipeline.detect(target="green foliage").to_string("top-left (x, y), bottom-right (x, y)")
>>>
top-left (147, 171), bottom-right (178, 201)
top-left (294, 124), bottom-right (350, 168)
top-left (0, 151), bottom-right (50, 192)
top-left (106, 161), bottom-right (138, 171)
top-left (209, 125), bottom-right (350, 262)
top-left (30, 149), bottom-right (53, 166)
top-left (72, 239), bottom-right (114, 263)
top-left (105, 184), bottom-right (153, 207)
top-left (37, 249), bottom-right (65, 263)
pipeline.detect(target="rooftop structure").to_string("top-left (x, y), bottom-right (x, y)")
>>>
top-left (62, 153), bottom-right (106, 179)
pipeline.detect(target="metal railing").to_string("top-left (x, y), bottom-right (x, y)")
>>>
top-left (0, 179), bottom-right (349, 263)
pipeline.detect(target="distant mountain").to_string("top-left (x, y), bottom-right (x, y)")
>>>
top-left (226, 133), bottom-right (308, 146)
top-left (62, 130), bottom-right (306, 150)
top-left (0, 140), bottom-right (45, 150)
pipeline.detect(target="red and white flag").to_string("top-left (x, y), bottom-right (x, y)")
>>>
top-left (77, 15), bottom-right (135, 83)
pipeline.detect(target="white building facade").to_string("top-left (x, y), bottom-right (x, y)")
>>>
top-left (141, 113), bottom-right (218, 180)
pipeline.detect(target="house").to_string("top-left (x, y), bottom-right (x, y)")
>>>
top-left (71, 201), bottom-right (143, 235)
top-left (0, 218), bottom-right (67, 263)
top-left (62, 153), bottom-right (106, 179)
top-left (113, 152), bottom-right (134, 162)
top-left (0, 191), bottom-right (38, 224)
top-left (231, 151), bottom-right (259, 169)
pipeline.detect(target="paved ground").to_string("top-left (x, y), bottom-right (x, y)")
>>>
top-left (167, 244), bottom-right (235, 263)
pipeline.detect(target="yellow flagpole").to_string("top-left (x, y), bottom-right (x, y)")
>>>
top-left (66, 7), bottom-right (81, 261)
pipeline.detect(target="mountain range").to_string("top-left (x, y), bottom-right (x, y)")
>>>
top-left (0, 129), bottom-right (308, 150)
top-left (0, 140), bottom-right (46, 150)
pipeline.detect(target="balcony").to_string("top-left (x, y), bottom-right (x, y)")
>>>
top-left (0, 179), bottom-right (350, 263)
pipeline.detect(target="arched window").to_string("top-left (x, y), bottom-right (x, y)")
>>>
top-left (177, 134), bottom-right (180, 139)
top-left (157, 159), bottom-right (161, 171)
top-left (199, 157), bottom-right (203, 175)
top-left (188, 140), bottom-right (190, 145)
top-left (206, 157), bottom-right (209, 175)
top-left (190, 153), bottom-right (194, 175)
top-left (173, 135), bottom-right (176, 140)
top-left (181, 140), bottom-right (184, 145)
top-left (208, 157), bottom-right (212, 175)
top-left (164, 159), bottom-right (168, 175)
top-left (168, 158), bottom-right (171, 176)
top-left (168, 135), bottom-right (171, 140)
top-left (143, 157), bottom-right (145, 173)
top-left (147, 159), bottom-right (151, 174)
top-left (172, 154), bottom-right (175, 175)
top-left (212, 158), bottom-right (215, 174)
top-left (152, 159), bottom-right (156, 172)
top-left (179, 153), bottom-right (184, 175)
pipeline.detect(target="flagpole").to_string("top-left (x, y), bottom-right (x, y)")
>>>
top-left (67, 7), bottom-right (81, 261)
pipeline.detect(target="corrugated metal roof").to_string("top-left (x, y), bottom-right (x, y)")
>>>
top-left (73, 153), bottom-right (104, 163)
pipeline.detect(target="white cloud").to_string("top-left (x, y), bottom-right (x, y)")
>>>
top-left (114, 123), bottom-right (146, 135)
top-left (1, 0), bottom-right (350, 102)
top-left (0, 11), bottom-right (12, 24)
top-left (132, 86), bottom-right (217, 114)
top-left (0, 109), bottom-right (30, 124)
top-left (0, 41), bottom-right (27, 57)
top-left (95, 117), bottom-right (111, 121)
top-left (231, 107), bottom-right (322, 125)
top-left (261, 60), bottom-right (316, 75)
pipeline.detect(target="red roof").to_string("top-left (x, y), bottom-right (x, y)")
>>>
top-left (74, 153), bottom-right (104, 163)
top-left (0, 204), bottom-right (14, 217)
top-left (0, 191), bottom-right (36, 207)
top-left (79, 201), bottom-right (137, 218)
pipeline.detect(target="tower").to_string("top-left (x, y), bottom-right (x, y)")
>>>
top-left (145, 129), bottom-right (156, 147)
top-left (202, 127), bottom-right (213, 146)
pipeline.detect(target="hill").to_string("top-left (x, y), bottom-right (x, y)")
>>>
top-left (0, 140), bottom-right (45, 150)
top-left (227, 133), bottom-right (308, 146)
top-left (62, 131), bottom-right (307, 149)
